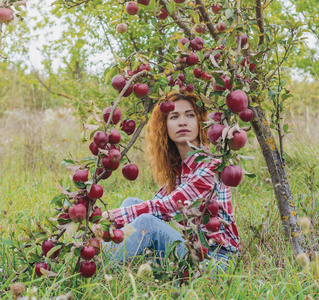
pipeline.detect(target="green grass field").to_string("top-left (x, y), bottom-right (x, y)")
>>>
top-left (0, 107), bottom-right (318, 299)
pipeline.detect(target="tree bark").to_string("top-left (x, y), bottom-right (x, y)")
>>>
top-left (251, 105), bottom-right (307, 255)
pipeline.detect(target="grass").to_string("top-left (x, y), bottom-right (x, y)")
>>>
top-left (0, 106), bottom-right (319, 299)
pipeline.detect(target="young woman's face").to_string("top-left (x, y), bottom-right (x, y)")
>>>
top-left (166, 99), bottom-right (200, 147)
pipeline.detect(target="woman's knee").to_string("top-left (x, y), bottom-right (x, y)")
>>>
top-left (120, 197), bottom-right (143, 208)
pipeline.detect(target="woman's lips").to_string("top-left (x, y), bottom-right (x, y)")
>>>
top-left (177, 130), bottom-right (190, 134)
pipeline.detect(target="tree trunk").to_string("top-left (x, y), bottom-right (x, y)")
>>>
top-left (251, 105), bottom-right (307, 255)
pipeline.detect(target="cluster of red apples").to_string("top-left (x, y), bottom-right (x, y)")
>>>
top-left (34, 106), bottom-right (140, 278)
top-left (112, 0), bottom-right (256, 190)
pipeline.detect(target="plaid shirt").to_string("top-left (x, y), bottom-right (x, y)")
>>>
top-left (112, 152), bottom-right (240, 253)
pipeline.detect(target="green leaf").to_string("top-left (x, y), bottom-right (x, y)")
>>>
top-left (211, 73), bottom-right (225, 87)
top-left (173, 214), bottom-right (184, 222)
top-left (213, 162), bottom-right (226, 173)
top-left (198, 231), bottom-right (210, 249)
top-left (283, 123), bottom-right (289, 132)
top-left (194, 155), bottom-right (210, 163)
top-left (225, 9), bottom-right (234, 20)
top-left (104, 66), bottom-right (118, 85)
top-left (202, 215), bottom-right (210, 225)
top-left (51, 194), bottom-right (65, 206)
top-left (189, 199), bottom-right (202, 209)
top-left (61, 159), bottom-right (75, 167)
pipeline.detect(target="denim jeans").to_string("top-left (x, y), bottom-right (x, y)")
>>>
top-left (103, 197), bottom-right (236, 273)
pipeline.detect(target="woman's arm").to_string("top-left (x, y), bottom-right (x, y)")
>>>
top-left (106, 160), bottom-right (221, 227)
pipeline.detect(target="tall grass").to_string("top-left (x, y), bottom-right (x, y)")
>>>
top-left (0, 105), bottom-right (318, 299)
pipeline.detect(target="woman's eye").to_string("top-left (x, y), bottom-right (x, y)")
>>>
top-left (187, 113), bottom-right (195, 117)
top-left (170, 115), bottom-right (178, 119)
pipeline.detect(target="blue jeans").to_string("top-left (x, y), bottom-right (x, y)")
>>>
top-left (103, 197), bottom-right (235, 273)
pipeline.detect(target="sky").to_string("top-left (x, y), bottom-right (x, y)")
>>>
top-left (5, 0), bottom-right (318, 80)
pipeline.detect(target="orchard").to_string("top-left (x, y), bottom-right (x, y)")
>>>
top-left (0, 0), bottom-right (318, 298)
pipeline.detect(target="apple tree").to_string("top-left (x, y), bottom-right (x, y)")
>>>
top-left (0, 0), bottom-right (314, 283)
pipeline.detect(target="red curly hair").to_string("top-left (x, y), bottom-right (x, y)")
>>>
top-left (145, 92), bottom-right (208, 194)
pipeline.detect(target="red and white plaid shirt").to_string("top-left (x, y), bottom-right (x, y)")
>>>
top-left (112, 152), bottom-right (240, 252)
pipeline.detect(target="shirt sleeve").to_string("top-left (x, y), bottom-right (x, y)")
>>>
top-left (111, 160), bottom-right (218, 227)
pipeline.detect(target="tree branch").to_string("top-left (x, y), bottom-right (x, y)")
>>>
top-left (32, 70), bottom-right (74, 100)
top-left (256, 0), bottom-right (265, 45)
top-left (195, 0), bottom-right (219, 41)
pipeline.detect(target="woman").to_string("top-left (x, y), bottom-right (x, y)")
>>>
top-left (103, 92), bottom-right (239, 271)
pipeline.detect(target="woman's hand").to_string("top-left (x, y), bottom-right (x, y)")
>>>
top-left (102, 210), bottom-right (115, 222)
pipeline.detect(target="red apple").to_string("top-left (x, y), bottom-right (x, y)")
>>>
top-left (109, 129), bottom-right (121, 145)
top-left (186, 52), bottom-right (199, 66)
top-left (122, 164), bottom-right (139, 181)
top-left (160, 101), bottom-right (175, 114)
top-left (89, 206), bottom-right (103, 223)
top-left (0, 8), bottom-right (14, 24)
top-left (93, 131), bottom-right (109, 148)
top-left (208, 200), bottom-right (219, 216)
top-left (158, 8), bottom-right (168, 20)
top-left (167, 75), bottom-right (174, 86)
top-left (208, 124), bottom-right (226, 144)
top-left (89, 141), bottom-right (99, 155)
top-left (120, 119), bottom-right (136, 135)
top-left (179, 37), bottom-right (190, 45)
top-left (102, 155), bottom-right (120, 170)
top-left (103, 107), bottom-right (122, 125)
top-left (111, 75), bottom-right (126, 90)
top-left (235, 34), bottom-right (248, 47)
top-left (220, 165), bottom-right (243, 187)
top-left (206, 217), bottom-right (221, 232)
top-left (238, 108), bottom-right (253, 122)
top-left (42, 240), bottom-right (60, 258)
top-left (81, 246), bottom-right (95, 260)
top-left (226, 90), bottom-right (248, 113)
top-left (72, 169), bottom-right (89, 182)
top-left (88, 185), bottom-right (103, 200)
top-left (122, 82), bottom-right (133, 97)
top-left (57, 212), bottom-right (70, 225)
top-left (103, 230), bottom-right (112, 242)
top-left (134, 83), bottom-right (149, 98)
top-left (240, 56), bottom-right (250, 67)
top-left (178, 73), bottom-right (185, 82)
top-left (195, 24), bottom-right (206, 34)
top-left (190, 36), bottom-right (204, 51)
top-left (229, 130), bottom-right (247, 151)
top-left (249, 63), bottom-right (257, 72)
top-left (96, 168), bottom-right (112, 180)
top-left (76, 195), bottom-right (90, 210)
top-left (69, 204), bottom-right (87, 222)
top-left (111, 229), bottom-right (124, 244)
top-left (208, 111), bottom-right (223, 123)
top-left (217, 22), bottom-right (226, 32)
top-left (116, 23), bottom-right (127, 34)
top-left (186, 83), bottom-right (195, 93)
top-left (193, 68), bottom-right (202, 78)
top-left (137, 0), bottom-right (149, 5)
top-left (89, 238), bottom-right (101, 255)
top-left (201, 71), bottom-right (212, 82)
top-left (109, 149), bottom-right (121, 163)
top-left (211, 4), bottom-right (222, 13)
top-left (197, 244), bottom-right (208, 262)
top-left (176, 55), bottom-right (187, 64)
top-left (125, 2), bottom-right (139, 15)
top-left (137, 63), bottom-right (151, 73)
top-left (80, 261), bottom-right (97, 278)
top-left (35, 262), bottom-right (51, 277)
